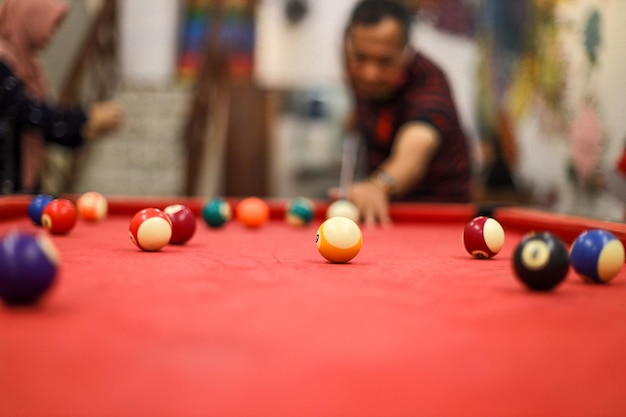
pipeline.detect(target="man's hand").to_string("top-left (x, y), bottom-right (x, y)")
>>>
top-left (349, 180), bottom-right (392, 227)
top-left (84, 101), bottom-right (123, 139)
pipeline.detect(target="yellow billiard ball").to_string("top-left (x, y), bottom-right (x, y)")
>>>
top-left (315, 217), bottom-right (362, 263)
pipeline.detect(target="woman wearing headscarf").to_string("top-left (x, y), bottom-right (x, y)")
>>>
top-left (0, 0), bottom-right (122, 195)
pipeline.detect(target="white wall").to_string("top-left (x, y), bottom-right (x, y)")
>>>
top-left (119, 0), bottom-right (180, 85)
top-left (514, 0), bottom-right (626, 218)
top-left (255, 0), bottom-right (358, 89)
top-left (412, 23), bottom-right (480, 167)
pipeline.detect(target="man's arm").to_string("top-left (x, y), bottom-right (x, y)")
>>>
top-left (349, 121), bottom-right (440, 226)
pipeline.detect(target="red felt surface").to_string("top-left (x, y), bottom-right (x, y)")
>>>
top-left (2, 199), bottom-right (626, 417)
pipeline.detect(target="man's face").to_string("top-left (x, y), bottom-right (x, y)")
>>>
top-left (345, 18), bottom-right (407, 100)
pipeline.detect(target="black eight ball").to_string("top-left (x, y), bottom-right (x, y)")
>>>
top-left (512, 232), bottom-right (570, 291)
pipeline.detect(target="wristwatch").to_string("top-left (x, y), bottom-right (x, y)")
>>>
top-left (370, 170), bottom-right (396, 195)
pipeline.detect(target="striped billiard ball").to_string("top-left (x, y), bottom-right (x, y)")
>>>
top-left (77, 191), bottom-right (108, 222)
top-left (129, 208), bottom-right (173, 251)
top-left (569, 229), bottom-right (625, 284)
top-left (462, 216), bottom-right (505, 259)
top-left (316, 217), bottom-right (362, 263)
top-left (202, 197), bottom-right (232, 228)
top-left (285, 197), bottom-right (315, 227)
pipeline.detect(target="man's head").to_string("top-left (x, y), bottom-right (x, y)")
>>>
top-left (344, 0), bottom-right (413, 100)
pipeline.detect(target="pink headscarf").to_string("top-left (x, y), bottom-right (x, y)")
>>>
top-left (0, 0), bottom-right (69, 190)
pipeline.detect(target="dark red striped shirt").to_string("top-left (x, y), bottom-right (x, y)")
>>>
top-left (355, 49), bottom-right (471, 202)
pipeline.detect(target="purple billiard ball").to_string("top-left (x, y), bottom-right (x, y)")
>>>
top-left (0, 230), bottom-right (60, 305)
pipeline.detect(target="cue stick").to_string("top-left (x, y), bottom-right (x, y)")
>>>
top-left (338, 132), bottom-right (360, 200)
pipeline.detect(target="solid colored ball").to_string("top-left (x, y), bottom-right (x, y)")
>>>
top-left (285, 197), bottom-right (315, 227)
top-left (27, 194), bottom-right (54, 226)
top-left (129, 208), bottom-right (173, 251)
top-left (316, 217), bottom-right (362, 263)
top-left (569, 229), bottom-right (625, 284)
top-left (77, 191), bottom-right (108, 222)
top-left (164, 204), bottom-right (197, 244)
top-left (0, 230), bottom-right (59, 305)
top-left (236, 197), bottom-right (270, 228)
top-left (202, 197), bottom-right (232, 228)
top-left (512, 232), bottom-right (570, 291)
top-left (463, 216), bottom-right (505, 259)
top-left (41, 198), bottom-right (78, 235)
top-left (326, 199), bottom-right (360, 223)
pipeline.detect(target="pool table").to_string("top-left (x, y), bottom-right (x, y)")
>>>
top-left (1, 195), bottom-right (626, 417)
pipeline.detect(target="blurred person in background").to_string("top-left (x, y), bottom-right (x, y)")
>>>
top-left (340, 0), bottom-right (471, 226)
top-left (0, 0), bottom-right (122, 195)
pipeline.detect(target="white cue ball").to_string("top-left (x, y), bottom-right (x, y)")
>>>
top-left (326, 200), bottom-right (360, 223)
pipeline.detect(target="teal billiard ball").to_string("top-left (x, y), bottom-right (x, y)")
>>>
top-left (27, 194), bottom-right (54, 226)
top-left (202, 197), bottom-right (232, 228)
top-left (512, 232), bottom-right (570, 291)
top-left (0, 230), bottom-right (59, 305)
top-left (285, 197), bottom-right (315, 227)
top-left (569, 229), bottom-right (625, 284)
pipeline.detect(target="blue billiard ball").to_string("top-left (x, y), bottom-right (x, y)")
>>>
top-left (569, 229), bottom-right (625, 284)
top-left (27, 194), bottom-right (54, 226)
top-left (0, 230), bottom-right (59, 305)
top-left (202, 197), bottom-right (232, 228)
top-left (285, 197), bottom-right (315, 227)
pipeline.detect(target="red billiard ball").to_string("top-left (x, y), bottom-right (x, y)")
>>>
top-left (462, 216), bottom-right (505, 259)
top-left (77, 191), bottom-right (108, 222)
top-left (129, 208), bottom-right (173, 252)
top-left (164, 204), bottom-right (196, 245)
top-left (41, 198), bottom-right (78, 235)
top-left (236, 197), bottom-right (270, 228)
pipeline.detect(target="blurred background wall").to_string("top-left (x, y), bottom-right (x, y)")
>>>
top-left (31, 0), bottom-right (626, 220)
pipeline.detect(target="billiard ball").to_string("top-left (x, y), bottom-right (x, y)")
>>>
top-left (569, 229), bottom-right (625, 284)
top-left (236, 197), bottom-right (270, 228)
top-left (27, 194), bottom-right (54, 226)
top-left (77, 191), bottom-right (108, 222)
top-left (129, 208), bottom-right (173, 251)
top-left (462, 216), bottom-right (505, 259)
top-left (326, 199), bottom-right (360, 223)
top-left (41, 198), bottom-right (78, 235)
top-left (316, 217), bottom-right (362, 263)
top-left (285, 197), bottom-right (315, 227)
top-left (512, 232), bottom-right (570, 291)
top-left (0, 230), bottom-right (59, 305)
top-left (164, 204), bottom-right (196, 245)
top-left (202, 197), bottom-right (232, 228)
